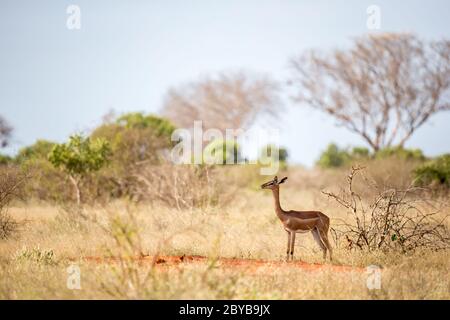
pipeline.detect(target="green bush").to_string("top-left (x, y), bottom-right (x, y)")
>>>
top-left (351, 147), bottom-right (370, 159)
top-left (11, 140), bottom-right (73, 203)
top-left (0, 154), bottom-right (12, 165)
top-left (15, 140), bottom-right (56, 164)
top-left (21, 158), bottom-right (71, 202)
top-left (203, 139), bottom-right (241, 165)
top-left (317, 143), bottom-right (352, 168)
top-left (259, 144), bottom-right (288, 170)
top-left (375, 146), bottom-right (425, 161)
top-left (414, 154), bottom-right (450, 187)
top-left (317, 143), bottom-right (425, 168)
top-left (260, 144), bottom-right (288, 162)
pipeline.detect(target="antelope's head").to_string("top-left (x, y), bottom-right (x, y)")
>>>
top-left (261, 176), bottom-right (288, 190)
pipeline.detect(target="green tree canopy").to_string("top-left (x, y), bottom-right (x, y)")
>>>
top-left (116, 112), bottom-right (176, 136)
top-left (317, 143), bottom-right (352, 168)
top-left (91, 113), bottom-right (176, 172)
top-left (48, 134), bottom-right (111, 204)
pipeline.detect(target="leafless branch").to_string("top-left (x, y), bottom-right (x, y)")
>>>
top-left (162, 70), bottom-right (281, 135)
top-left (323, 166), bottom-right (450, 252)
top-left (289, 33), bottom-right (450, 151)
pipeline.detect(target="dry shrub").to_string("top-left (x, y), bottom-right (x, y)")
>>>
top-left (93, 207), bottom-right (196, 299)
top-left (98, 210), bottom-right (152, 298)
top-left (21, 159), bottom-right (72, 203)
top-left (134, 164), bottom-right (236, 210)
top-left (0, 167), bottom-right (27, 239)
top-left (323, 166), bottom-right (450, 252)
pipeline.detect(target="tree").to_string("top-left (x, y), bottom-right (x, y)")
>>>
top-left (91, 112), bottom-right (176, 173)
top-left (162, 71), bottom-right (280, 134)
top-left (260, 144), bottom-right (289, 163)
top-left (48, 134), bottom-right (111, 205)
top-left (0, 116), bottom-right (12, 148)
top-left (16, 140), bottom-right (56, 163)
top-left (116, 112), bottom-right (176, 136)
top-left (289, 33), bottom-right (450, 152)
top-left (259, 144), bottom-right (289, 170)
top-left (317, 143), bottom-right (352, 168)
top-left (203, 139), bottom-right (241, 164)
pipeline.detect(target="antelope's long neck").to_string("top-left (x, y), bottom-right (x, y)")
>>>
top-left (271, 187), bottom-right (285, 219)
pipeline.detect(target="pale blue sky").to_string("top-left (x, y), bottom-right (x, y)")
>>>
top-left (1, 0), bottom-right (449, 166)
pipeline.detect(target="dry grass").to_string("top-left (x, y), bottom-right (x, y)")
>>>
top-left (1, 178), bottom-right (449, 299)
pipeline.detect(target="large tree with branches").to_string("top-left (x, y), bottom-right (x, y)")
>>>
top-left (289, 33), bottom-right (450, 151)
top-left (162, 71), bottom-right (280, 134)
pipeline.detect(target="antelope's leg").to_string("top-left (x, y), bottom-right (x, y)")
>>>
top-left (286, 231), bottom-right (292, 261)
top-left (319, 229), bottom-right (333, 261)
top-left (290, 232), bottom-right (296, 260)
top-left (312, 228), bottom-right (327, 259)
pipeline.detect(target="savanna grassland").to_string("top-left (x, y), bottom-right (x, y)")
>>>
top-left (2, 30), bottom-right (450, 300)
top-left (1, 164), bottom-right (448, 300)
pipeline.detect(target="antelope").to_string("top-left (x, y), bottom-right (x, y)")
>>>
top-left (261, 176), bottom-right (333, 261)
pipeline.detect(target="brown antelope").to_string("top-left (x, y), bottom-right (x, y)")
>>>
top-left (261, 176), bottom-right (333, 261)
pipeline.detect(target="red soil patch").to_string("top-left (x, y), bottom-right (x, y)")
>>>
top-left (74, 255), bottom-right (364, 273)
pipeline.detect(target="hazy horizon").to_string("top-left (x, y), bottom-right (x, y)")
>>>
top-left (1, 0), bottom-right (450, 166)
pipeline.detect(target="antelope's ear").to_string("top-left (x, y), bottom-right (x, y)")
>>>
top-left (279, 177), bottom-right (288, 184)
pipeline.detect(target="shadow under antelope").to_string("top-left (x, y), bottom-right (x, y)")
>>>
top-left (261, 176), bottom-right (333, 262)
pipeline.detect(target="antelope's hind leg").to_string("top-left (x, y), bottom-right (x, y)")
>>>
top-left (312, 228), bottom-right (327, 260)
top-left (318, 229), bottom-right (333, 261)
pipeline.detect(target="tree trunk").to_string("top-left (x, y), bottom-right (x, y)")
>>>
top-left (69, 175), bottom-right (81, 206)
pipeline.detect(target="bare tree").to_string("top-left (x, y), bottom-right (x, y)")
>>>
top-left (0, 116), bottom-right (12, 148)
top-left (162, 71), bottom-right (280, 134)
top-left (289, 33), bottom-right (450, 151)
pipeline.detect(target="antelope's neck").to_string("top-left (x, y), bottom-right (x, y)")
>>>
top-left (271, 188), bottom-right (285, 219)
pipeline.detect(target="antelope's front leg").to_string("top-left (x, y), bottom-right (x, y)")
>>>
top-left (290, 232), bottom-right (296, 260)
top-left (286, 231), bottom-right (292, 262)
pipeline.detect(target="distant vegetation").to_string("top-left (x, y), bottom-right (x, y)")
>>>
top-left (0, 33), bottom-right (448, 206)
top-left (16, 139), bottom-right (56, 164)
top-left (315, 143), bottom-right (450, 191)
top-left (259, 144), bottom-right (288, 170)
top-left (317, 143), bottom-right (425, 168)
top-left (203, 139), bottom-right (241, 164)
top-left (414, 154), bottom-right (450, 188)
